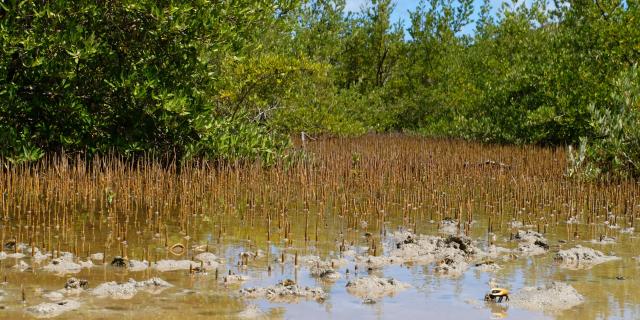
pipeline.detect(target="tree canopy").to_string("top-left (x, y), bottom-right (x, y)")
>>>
top-left (1, 0), bottom-right (638, 178)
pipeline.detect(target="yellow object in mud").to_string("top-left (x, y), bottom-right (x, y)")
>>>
top-left (485, 288), bottom-right (510, 303)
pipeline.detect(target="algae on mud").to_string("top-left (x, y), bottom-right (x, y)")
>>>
top-left (0, 136), bottom-right (639, 319)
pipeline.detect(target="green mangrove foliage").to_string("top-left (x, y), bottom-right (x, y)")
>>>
top-left (1, 0), bottom-right (639, 178)
top-left (0, 0), bottom-right (301, 162)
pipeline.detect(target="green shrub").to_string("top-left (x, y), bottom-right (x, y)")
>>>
top-left (568, 66), bottom-right (640, 179)
top-left (0, 0), bottom-right (296, 162)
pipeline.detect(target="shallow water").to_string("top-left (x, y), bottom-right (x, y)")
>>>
top-left (1, 137), bottom-right (639, 319)
top-left (1, 216), bottom-right (639, 320)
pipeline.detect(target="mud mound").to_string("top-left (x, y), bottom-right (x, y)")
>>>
top-left (194, 252), bottom-right (220, 270)
top-left (240, 280), bottom-right (327, 303)
top-left (92, 278), bottom-right (172, 299)
top-left (42, 259), bottom-right (83, 274)
top-left (555, 246), bottom-right (619, 269)
top-left (309, 262), bottom-right (341, 280)
top-left (511, 282), bottom-right (584, 312)
top-left (389, 232), bottom-right (480, 266)
top-left (345, 276), bottom-right (410, 299)
top-left (26, 300), bottom-right (81, 318)
top-left (514, 230), bottom-right (549, 256)
top-left (153, 259), bottom-right (199, 272)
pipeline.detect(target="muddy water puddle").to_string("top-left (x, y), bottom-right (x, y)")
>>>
top-left (1, 136), bottom-right (639, 319)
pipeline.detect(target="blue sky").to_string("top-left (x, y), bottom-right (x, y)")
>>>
top-left (344, 0), bottom-right (513, 35)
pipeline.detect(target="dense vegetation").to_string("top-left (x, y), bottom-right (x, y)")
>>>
top-left (1, 0), bottom-right (638, 178)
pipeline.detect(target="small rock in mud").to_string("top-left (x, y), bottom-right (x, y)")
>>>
top-left (25, 300), bottom-right (81, 318)
top-left (510, 282), bottom-right (584, 312)
top-left (153, 259), bottom-right (199, 272)
top-left (555, 245), bottom-right (620, 269)
top-left (514, 230), bottom-right (549, 256)
top-left (240, 280), bottom-right (327, 303)
top-left (345, 276), bottom-right (410, 299)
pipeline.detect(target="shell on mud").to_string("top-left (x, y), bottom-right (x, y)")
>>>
top-left (169, 243), bottom-right (186, 256)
